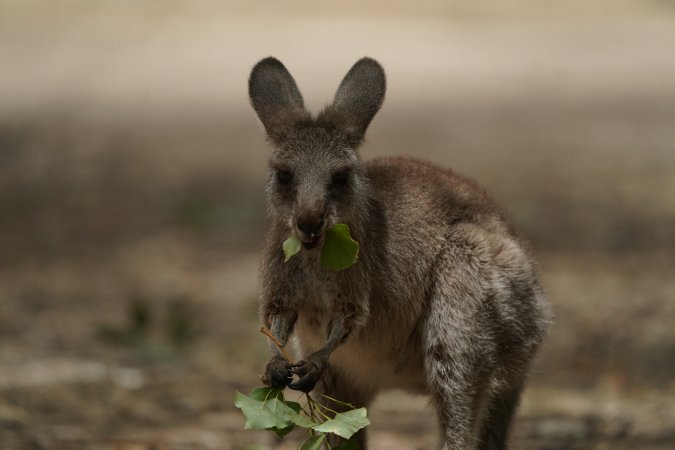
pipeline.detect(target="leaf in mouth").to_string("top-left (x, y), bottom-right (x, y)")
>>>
top-left (282, 224), bottom-right (359, 271)
top-left (320, 224), bottom-right (359, 271)
top-left (282, 235), bottom-right (302, 262)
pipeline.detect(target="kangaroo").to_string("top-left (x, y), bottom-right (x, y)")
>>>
top-left (249, 56), bottom-right (550, 450)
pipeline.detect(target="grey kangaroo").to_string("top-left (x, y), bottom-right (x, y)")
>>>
top-left (249, 56), bottom-right (550, 450)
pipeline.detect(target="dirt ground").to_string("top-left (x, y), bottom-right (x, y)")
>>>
top-left (1, 1), bottom-right (675, 449)
top-left (0, 240), bottom-right (673, 449)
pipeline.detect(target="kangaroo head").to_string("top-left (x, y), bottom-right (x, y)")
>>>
top-left (249, 57), bottom-right (386, 248)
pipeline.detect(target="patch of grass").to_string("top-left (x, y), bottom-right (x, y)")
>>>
top-left (96, 296), bottom-right (202, 358)
top-left (165, 296), bottom-right (201, 349)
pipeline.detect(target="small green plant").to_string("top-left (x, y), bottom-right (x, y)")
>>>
top-left (283, 223), bottom-right (359, 271)
top-left (96, 297), bottom-right (153, 347)
top-left (234, 327), bottom-right (369, 449)
top-left (165, 296), bottom-right (201, 348)
top-left (97, 296), bottom-right (201, 356)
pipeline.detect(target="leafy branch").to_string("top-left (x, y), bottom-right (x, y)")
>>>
top-left (234, 326), bottom-right (369, 449)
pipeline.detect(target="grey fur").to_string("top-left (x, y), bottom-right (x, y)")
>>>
top-left (249, 57), bottom-right (551, 450)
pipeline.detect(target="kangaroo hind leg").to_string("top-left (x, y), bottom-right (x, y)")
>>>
top-left (315, 365), bottom-right (375, 450)
top-left (477, 380), bottom-right (524, 450)
top-left (424, 251), bottom-right (497, 450)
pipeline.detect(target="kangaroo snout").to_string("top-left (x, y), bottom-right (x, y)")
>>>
top-left (295, 209), bottom-right (326, 248)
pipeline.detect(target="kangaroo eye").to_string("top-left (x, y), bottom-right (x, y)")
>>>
top-left (276, 170), bottom-right (293, 184)
top-left (331, 171), bottom-right (349, 186)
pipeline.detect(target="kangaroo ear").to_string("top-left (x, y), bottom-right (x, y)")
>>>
top-left (319, 57), bottom-right (386, 147)
top-left (249, 57), bottom-right (308, 144)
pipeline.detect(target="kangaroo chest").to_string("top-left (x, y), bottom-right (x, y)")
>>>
top-left (293, 275), bottom-right (338, 349)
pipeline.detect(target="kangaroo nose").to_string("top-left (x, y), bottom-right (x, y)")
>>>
top-left (296, 213), bottom-right (325, 236)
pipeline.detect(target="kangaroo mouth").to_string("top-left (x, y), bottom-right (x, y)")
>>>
top-left (301, 234), bottom-right (323, 250)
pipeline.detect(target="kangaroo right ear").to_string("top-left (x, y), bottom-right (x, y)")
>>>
top-left (319, 57), bottom-right (386, 148)
top-left (248, 57), bottom-right (308, 144)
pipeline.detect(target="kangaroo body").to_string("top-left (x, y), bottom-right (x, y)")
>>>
top-left (250, 57), bottom-right (550, 450)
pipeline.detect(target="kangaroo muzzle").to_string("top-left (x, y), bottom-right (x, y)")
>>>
top-left (295, 208), bottom-right (327, 249)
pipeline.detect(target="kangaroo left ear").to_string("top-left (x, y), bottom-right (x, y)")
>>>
top-left (249, 57), bottom-right (309, 144)
top-left (318, 57), bottom-right (386, 148)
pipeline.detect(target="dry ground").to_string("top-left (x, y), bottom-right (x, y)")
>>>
top-left (0, 238), bottom-right (673, 449)
top-left (1, 1), bottom-right (675, 449)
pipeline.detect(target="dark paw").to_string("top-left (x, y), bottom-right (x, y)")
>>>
top-left (261, 357), bottom-right (293, 389)
top-left (289, 359), bottom-right (323, 393)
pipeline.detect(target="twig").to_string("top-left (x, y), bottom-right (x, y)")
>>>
top-left (314, 404), bottom-right (333, 421)
top-left (314, 401), bottom-right (339, 415)
top-left (259, 325), bottom-right (294, 363)
top-left (319, 393), bottom-right (355, 408)
top-left (306, 393), bottom-right (318, 423)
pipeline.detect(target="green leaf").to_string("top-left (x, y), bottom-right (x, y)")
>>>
top-left (284, 400), bottom-right (302, 413)
top-left (234, 392), bottom-right (292, 430)
top-left (283, 400), bottom-right (318, 427)
top-left (270, 397), bottom-right (297, 436)
top-left (277, 399), bottom-right (317, 427)
top-left (283, 236), bottom-right (302, 262)
top-left (285, 404), bottom-right (318, 428)
top-left (234, 389), bottom-right (319, 433)
top-left (320, 224), bottom-right (359, 271)
top-left (299, 434), bottom-right (326, 450)
top-left (333, 441), bottom-right (358, 450)
top-left (271, 423), bottom-right (295, 437)
top-left (312, 408), bottom-right (370, 439)
top-left (249, 386), bottom-right (283, 402)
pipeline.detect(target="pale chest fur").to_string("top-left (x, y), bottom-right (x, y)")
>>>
top-left (291, 264), bottom-right (428, 395)
top-left (291, 266), bottom-right (339, 352)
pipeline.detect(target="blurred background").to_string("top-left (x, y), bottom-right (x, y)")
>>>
top-left (1, 1), bottom-right (674, 449)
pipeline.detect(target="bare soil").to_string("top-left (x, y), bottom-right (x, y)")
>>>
top-left (0, 239), bottom-right (673, 449)
top-left (1, 2), bottom-right (674, 448)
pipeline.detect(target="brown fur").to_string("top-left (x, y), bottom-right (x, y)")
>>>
top-left (249, 57), bottom-right (550, 450)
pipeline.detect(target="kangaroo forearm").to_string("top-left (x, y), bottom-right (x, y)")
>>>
top-left (267, 309), bottom-right (298, 359)
top-left (311, 315), bottom-right (349, 363)
top-left (286, 315), bottom-right (351, 392)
